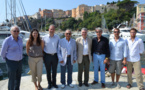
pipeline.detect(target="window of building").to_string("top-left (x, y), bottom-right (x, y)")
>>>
top-left (139, 6), bottom-right (141, 11)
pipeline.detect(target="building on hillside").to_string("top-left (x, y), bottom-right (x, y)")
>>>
top-left (137, 12), bottom-right (145, 30)
top-left (39, 9), bottom-right (53, 18)
top-left (65, 10), bottom-right (72, 17)
top-left (136, 4), bottom-right (145, 19)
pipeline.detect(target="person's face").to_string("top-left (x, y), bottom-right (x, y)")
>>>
top-left (49, 26), bottom-right (55, 35)
top-left (81, 30), bottom-right (87, 38)
top-left (130, 30), bottom-right (136, 37)
top-left (114, 29), bottom-right (120, 37)
top-left (65, 31), bottom-right (71, 39)
top-left (11, 27), bottom-right (19, 38)
top-left (32, 31), bottom-right (38, 39)
top-left (95, 30), bottom-right (102, 38)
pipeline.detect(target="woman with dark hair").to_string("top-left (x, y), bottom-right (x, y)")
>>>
top-left (26, 29), bottom-right (44, 90)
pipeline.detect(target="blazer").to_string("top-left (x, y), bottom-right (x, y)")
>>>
top-left (76, 37), bottom-right (92, 64)
top-left (57, 38), bottom-right (77, 66)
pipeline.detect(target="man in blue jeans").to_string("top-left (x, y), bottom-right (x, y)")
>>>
top-left (91, 27), bottom-right (110, 88)
top-left (1, 25), bottom-right (23, 90)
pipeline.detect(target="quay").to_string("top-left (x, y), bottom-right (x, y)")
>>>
top-left (0, 72), bottom-right (145, 90)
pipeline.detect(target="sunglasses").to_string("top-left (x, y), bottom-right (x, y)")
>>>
top-left (13, 30), bottom-right (19, 33)
top-left (114, 31), bottom-right (120, 33)
top-left (66, 33), bottom-right (71, 35)
top-left (95, 31), bottom-right (102, 33)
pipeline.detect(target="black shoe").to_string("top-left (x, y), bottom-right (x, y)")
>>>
top-left (79, 83), bottom-right (82, 87)
top-left (140, 88), bottom-right (145, 90)
top-left (53, 84), bottom-right (58, 88)
top-left (84, 83), bottom-right (89, 87)
top-left (91, 81), bottom-right (98, 85)
top-left (48, 85), bottom-right (52, 89)
top-left (101, 83), bottom-right (105, 88)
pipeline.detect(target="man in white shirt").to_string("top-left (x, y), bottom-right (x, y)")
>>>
top-left (43, 24), bottom-right (60, 89)
top-left (126, 28), bottom-right (144, 90)
top-left (109, 28), bottom-right (127, 88)
top-left (76, 28), bottom-right (92, 87)
top-left (58, 29), bottom-right (77, 89)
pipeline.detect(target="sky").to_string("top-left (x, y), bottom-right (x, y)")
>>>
top-left (0, 0), bottom-right (145, 23)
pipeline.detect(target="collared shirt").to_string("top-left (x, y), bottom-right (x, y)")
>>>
top-left (43, 34), bottom-right (60, 54)
top-left (83, 38), bottom-right (88, 55)
top-left (92, 36), bottom-right (110, 57)
top-left (126, 37), bottom-right (144, 62)
top-left (0, 35), bottom-right (23, 61)
top-left (109, 37), bottom-right (127, 61)
top-left (65, 38), bottom-right (72, 55)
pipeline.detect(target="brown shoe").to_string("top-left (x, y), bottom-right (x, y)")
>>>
top-left (91, 81), bottom-right (98, 85)
top-left (101, 83), bottom-right (105, 88)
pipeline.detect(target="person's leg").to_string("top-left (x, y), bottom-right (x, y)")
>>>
top-left (116, 60), bottom-right (123, 83)
top-left (44, 54), bottom-right (52, 85)
top-left (28, 57), bottom-right (38, 89)
top-left (127, 61), bottom-right (133, 85)
top-left (61, 64), bottom-right (66, 85)
top-left (84, 56), bottom-right (90, 84)
top-left (36, 57), bottom-right (43, 90)
top-left (15, 61), bottom-right (22, 90)
top-left (133, 61), bottom-right (144, 89)
top-left (52, 54), bottom-right (58, 86)
top-left (109, 60), bottom-right (116, 83)
top-left (67, 57), bottom-right (73, 85)
top-left (93, 53), bottom-right (99, 82)
top-left (6, 60), bottom-right (17, 90)
top-left (98, 54), bottom-right (105, 84)
top-left (78, 59), bottom-right (84, 84)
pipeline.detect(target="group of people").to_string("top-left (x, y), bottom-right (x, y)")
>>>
top-left (0, 24), bottom-right (145, 90)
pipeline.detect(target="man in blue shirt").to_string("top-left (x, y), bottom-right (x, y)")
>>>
top-left (1, 25), bottom-right (23, 90)
top-left (109, 28), bottom-right (127, 88)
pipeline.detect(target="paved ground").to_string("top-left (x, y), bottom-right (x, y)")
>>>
top-left (0, 71), bottom-right (145, 90)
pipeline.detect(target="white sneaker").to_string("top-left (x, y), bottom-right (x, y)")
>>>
top-left (61, 84), bottom-right (65, 89)
top-left (109, 82), bottom-right (115, 87)
top-left (68, 84), bottom-right (74, 88)
top-left (117, 83), bottom-right (121, 89)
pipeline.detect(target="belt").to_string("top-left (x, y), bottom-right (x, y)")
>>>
top-left (6, 58), bottom-right (22, 62)
top-left (67, 55), bottom-right (71, 57)
top-left (45, 53), bottom-right (57, 56)
top-left (94, 52), bottom-right (102, 55)
top-left (83, 55), bottom-right (88, 57)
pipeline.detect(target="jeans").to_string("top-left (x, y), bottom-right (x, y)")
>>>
top-left (93, 53), bottom-right (105, 83)
top-left (61, 57), bottom-right (73, 85)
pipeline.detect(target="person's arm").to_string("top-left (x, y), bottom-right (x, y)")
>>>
top-left (26, 40), bottom-right (30, 56)
top-left (139, 39), bottom-right (144, 55)
top-left (0, 39), bottom-right (8, 61)
top-left (41, 40), bottom-right (44, 51)
top-left (73, 41), bottom-right (77, 63)
top-left (104, 39), bottom-right (110, 64)
top-left (57, 39), bottom-right (63, 63)
top-left (91, 39), bottom-right (94, 62)
top-left (122, 41), bottom-right (127, 65)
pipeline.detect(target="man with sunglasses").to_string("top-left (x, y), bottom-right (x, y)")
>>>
top-left (91, 27), bottom-right (110, 88)
top-left (76, 28), bottom-right (92, 87)
top-left (109, 28), bottom-right (127, 88)
top-left (126, 28), bottom-right (144, 90)
top-left (58, 29), bottom-right (77, 89)
top-left (1, 25), bottom-right (23, 90)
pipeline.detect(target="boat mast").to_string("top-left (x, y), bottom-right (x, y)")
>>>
top-left (5, 0), bottom-right (7, 22)
top-left (13, 0), bottom-right (16, 25)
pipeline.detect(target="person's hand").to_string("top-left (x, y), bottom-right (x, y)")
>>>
top-left (104, 59), bottom-right (108, 64)
top-left (60, 61), bottom-right (64, 64)
top-left (122, 60), bottom-right (127, 65)
top-left (73, 60), bottom-right (76, 64)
